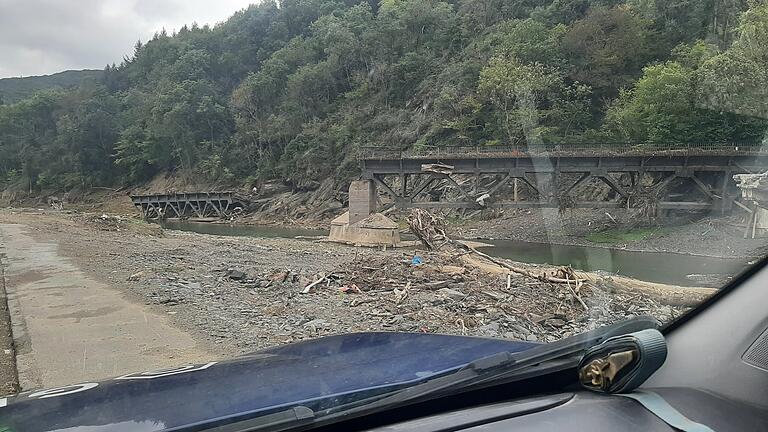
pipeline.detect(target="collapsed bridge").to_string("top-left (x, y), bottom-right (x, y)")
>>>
top-left (357, 143), bottom-right (768, 215)
top-left (130, 191), bottom-right (249, 219)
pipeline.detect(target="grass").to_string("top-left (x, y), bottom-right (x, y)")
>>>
top-left (586, 227), bottom-right (665, 244)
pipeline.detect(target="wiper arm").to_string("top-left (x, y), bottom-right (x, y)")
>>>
top-left (315, 316), bottom-right (659, 424)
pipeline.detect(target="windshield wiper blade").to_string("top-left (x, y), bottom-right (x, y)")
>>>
top-left (200, 406), bottom-right (315, 432)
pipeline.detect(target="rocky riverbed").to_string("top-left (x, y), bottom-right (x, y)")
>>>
top-left (0, 209), bottom-right (698, 361)
top-left (447, 207), bottom-right (768, 259)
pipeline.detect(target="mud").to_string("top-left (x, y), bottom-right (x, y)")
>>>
top-left (0, 219), bottom-right (210, 391)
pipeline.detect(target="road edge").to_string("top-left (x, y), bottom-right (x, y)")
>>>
top-left (0, 251), bottom-right (20, 395)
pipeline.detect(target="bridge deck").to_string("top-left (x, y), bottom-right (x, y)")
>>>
top-left (360, 143), bottom-right (768, 160)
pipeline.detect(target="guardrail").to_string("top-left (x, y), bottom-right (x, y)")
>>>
top-left (359, 142), bottom-right (768, 160)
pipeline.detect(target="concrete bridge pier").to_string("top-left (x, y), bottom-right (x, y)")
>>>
top-left (349, 180), bottom-right (377, 223)
top-left (329, 180), bottom-right (400, 246)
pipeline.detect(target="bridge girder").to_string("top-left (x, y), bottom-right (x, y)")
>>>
top-left (361, 153), bottom-right (768, 213)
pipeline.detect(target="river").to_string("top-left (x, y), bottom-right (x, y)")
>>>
top-left (160, 221), bottom-right (751, 288)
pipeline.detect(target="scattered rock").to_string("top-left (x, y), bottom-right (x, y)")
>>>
top-left (19, 211), bottom-right (692, 357)
top-left (477, 322), bottom-right (500, 335)
top-left (270, 271), bottom-right (290, 282)
top-left (227, 269), bottom-right (247, 281)
top-left (127, 271), bottom-right (146, 281)
top-left (437, 288), bottom-right (467, 300)
top-left (545, 318), bottom-right (567, 328)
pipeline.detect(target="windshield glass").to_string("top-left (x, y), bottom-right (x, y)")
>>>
top-left (0, 0), bottom-right (767, 428)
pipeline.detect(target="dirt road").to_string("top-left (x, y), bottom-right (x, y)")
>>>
top-left (0, 222), bottom-right (210, 391)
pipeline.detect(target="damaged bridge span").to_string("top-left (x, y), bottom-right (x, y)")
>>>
top-left (359, 144), bottom-right (768, 213)
top-left (130, 192), bottom-right (249, 219)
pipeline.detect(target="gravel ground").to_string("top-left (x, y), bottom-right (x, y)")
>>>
top-left (0, 210), bottom-right (691, 361)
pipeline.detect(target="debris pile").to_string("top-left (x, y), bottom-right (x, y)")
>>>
top-left (128, 245), bottom-right (689, 353)
top-left (407, 209), bottom-right (449, 250)
top-left (90, 214), bottom-right (127, 231)
top-left (68, 209), bottom-right (697, 354)
top-left (294, 252), bottom-right (686, 341)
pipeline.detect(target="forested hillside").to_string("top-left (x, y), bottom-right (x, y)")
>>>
top-left (1, 0), bottom-right (767, 194)
top-left (0, 70), bottom-right (102, 104)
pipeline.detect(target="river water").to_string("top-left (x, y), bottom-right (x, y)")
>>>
top-left (161, 221), bottom-right (751, 288)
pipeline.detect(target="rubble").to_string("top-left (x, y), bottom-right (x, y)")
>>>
top-left (243, 250), bottom-right (675, 343)
top-left (91, 214), bottom-right (126, 231)
top-left (122, 243), bottom-right (690, 354)
top-left (127, 271), bottom-right (145, 281)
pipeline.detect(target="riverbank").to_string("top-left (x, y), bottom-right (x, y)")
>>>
top-left (448, 208), bottom-right (768, 259)
top-left (10, 186), bottom-right (767, 260)
top-left (0, 209), bottom-right (700, 364)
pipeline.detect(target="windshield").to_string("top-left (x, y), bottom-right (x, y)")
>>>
top-left (0, 0), bottom-right (767, 429)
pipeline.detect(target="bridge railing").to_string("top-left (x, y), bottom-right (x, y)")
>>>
top-left (359, 142), bottom-right (768, 159)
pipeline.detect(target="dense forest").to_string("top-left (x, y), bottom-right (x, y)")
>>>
top-left (0, 70), bottom-right (103, 104)
top-left (1, 0), bottom-right (767, 194)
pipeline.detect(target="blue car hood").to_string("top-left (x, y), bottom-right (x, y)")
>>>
top-left (0, 332), bottom-right (536, 431)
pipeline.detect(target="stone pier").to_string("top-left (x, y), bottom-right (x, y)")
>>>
top-left (329, 180), bottom-right (400, 246)
top-left (348, 180), bottom-right (377, 224)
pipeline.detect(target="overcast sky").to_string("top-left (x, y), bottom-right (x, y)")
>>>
top-left (0, 0), bottom-right (255, 78)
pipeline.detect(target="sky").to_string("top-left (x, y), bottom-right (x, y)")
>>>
top-left (0, 0), bottom-right (255, 78)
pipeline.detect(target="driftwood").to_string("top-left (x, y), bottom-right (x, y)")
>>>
top-left (408, 209), bottom-right (588, 287)
top-left (407, 209), bottom-right (450, 250)
top-left (461, 242), bottom-right (588, 285)
top-left (406, 209), bottom-right (710, 308)
top-left (421, 163), bottom-right (455, 174)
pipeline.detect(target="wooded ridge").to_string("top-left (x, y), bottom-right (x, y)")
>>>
top-left (1, 0), bottom-right (766, 195)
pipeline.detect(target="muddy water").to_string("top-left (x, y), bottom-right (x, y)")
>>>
top-left (161, 221), bottom-right (751, 287)
top-left (161, 220), bottom-right (328, 238)
top-left (478, 239), bottom-right (750, 287)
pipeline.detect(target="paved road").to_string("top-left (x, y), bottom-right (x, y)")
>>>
top-left (0, 223), bottom-right (210, 391)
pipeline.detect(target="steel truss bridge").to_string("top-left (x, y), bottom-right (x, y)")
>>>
top-left (359, 143), bottom-right (768, 213)
top-left (130, 192), bottom-right (250, 219)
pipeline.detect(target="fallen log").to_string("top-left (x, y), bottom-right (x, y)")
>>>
top-left (459, 253), bottom-right (714, 307)
top-left (408, 208), bottom-right (715, 307)
top-left (408, 209), bottom-right (587, 285)
top-left (456, 241), bottom-right (588, 285)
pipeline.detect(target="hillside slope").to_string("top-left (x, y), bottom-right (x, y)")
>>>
top-left (0, 0), bottom-right (766, 197)
top-left (0, 69), bottom-right (102, 103)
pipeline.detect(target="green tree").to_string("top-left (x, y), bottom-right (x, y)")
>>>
top-left (699, 0), bottom-right (768, 119)
top-left (563, 5), bottom-right (653, 96)
top-left (605, 59), bottom-right (766, 142)
top-left (478, 57), bottom-right (561, 144)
